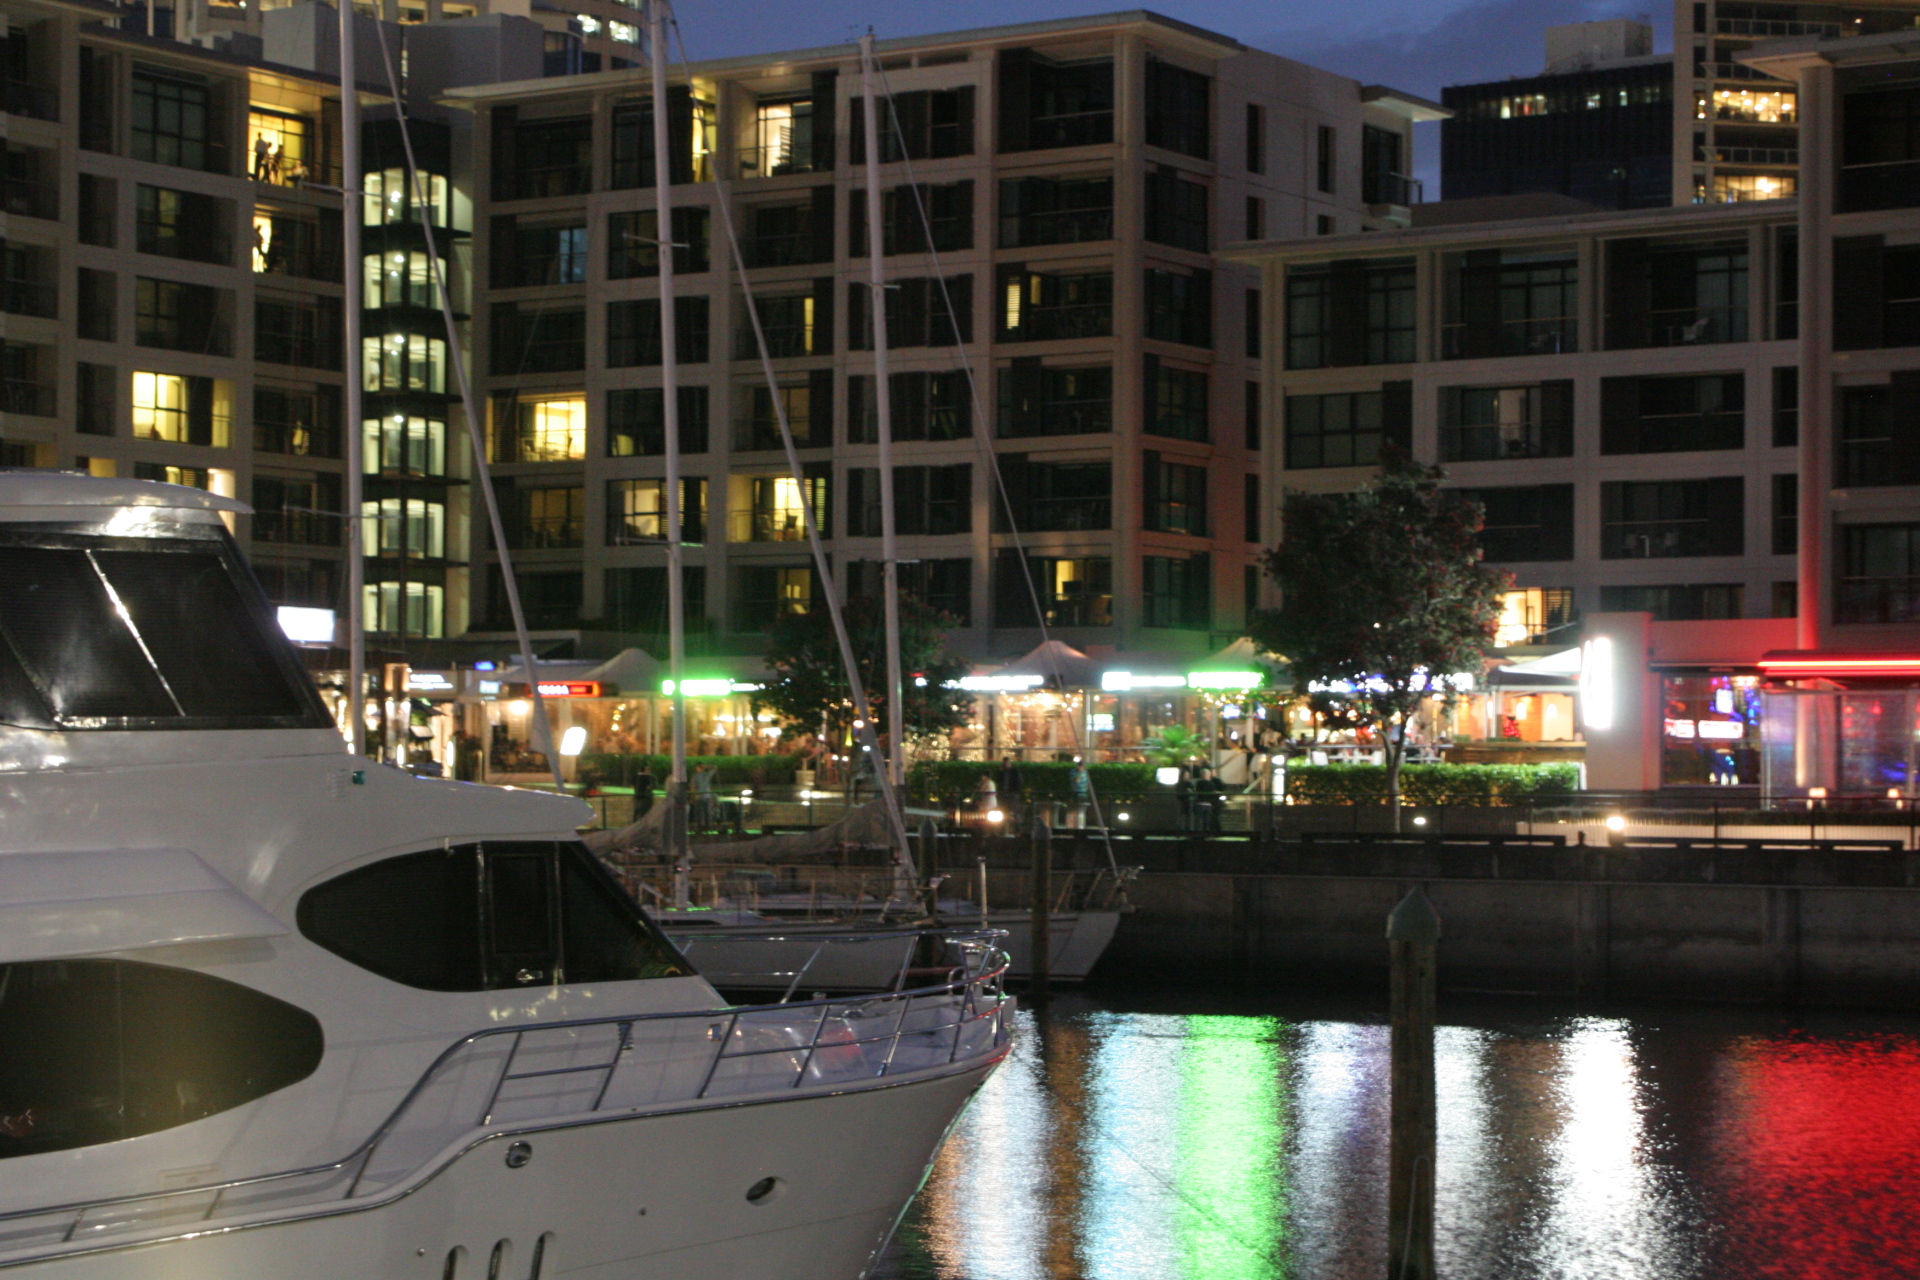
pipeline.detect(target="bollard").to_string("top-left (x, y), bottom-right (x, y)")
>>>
top-left (1030, 817), bottom-right (1052, 997)
top-left (1387, 885), bottom-right (1440, 1280)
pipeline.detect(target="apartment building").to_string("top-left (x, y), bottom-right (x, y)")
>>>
top-left (0, 0), bottom-right (357, 617)
top-left (442, 10), bottom-right (1443, 664)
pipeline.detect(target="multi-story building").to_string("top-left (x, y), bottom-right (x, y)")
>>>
top-left (1441, 20), bottom-right (1675, 211)
top-left (441, 10), bottom-right (1443, 665)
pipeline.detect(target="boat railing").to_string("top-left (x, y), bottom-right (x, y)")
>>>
top-left (0, 956), bottom-right (1012, 1265)
top-left (667, 925), bottom-right (1008, 1002)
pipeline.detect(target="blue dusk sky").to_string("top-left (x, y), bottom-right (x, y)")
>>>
top-left (669, 0), bottom-right (1675, 196)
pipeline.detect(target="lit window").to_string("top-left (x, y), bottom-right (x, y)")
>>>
top-left (131, 371), bottom-right (189, 442)
top-left (608, 20), bottom-right (637, 42)
top-left (364, 581), bottom-right (445, 638)
top-left (1710, 89), bottom-right (1795, 123)
top-left (518, 396), bottom-right (587, 461)
top-left (363, 169), bottom-right (449, 229)
top-left (363, 414), bottom-right (446, 476)
top-left (363, 334), bottom-right (445, 394)
top-left (247, 108), bottom-right (310, 185)
top-left (361, 496), bottom-right (446, 560)
top-left (575, 13), bottom-right (600, 32)
top-left (365, 250), bottom-right (435, 309)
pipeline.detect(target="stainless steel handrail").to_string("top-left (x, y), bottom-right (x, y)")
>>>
top-left (0, 955), bottom-right (1013, 1257)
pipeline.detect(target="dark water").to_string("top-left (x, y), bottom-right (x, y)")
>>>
top-left (872, 989), bottom-right (1920, 1280)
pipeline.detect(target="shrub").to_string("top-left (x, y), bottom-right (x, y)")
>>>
top-left (907, 760), bottom-right (1157, 804)
top-left (576, 753), bottom-right (801, 788)
top-left (1283, 762), bottom-right (1580, 805)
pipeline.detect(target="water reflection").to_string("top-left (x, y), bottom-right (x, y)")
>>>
top-left (877, 994), bottom-right (1920, 1280)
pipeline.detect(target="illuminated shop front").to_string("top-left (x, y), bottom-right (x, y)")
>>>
top-left (1756, 653), bottom-right (1920, 800)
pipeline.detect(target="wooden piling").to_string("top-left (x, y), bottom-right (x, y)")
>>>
top-left (1387, 885), bottom-right (1440, 1280)
top-left (1030, 817), bottom-right (1053, 996)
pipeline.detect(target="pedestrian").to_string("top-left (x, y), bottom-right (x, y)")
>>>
top-left (1068, 757), bottom-right (1090, 829)
top-left (691, 763), bottom-right (716, 829)
top-left (972, 770), bottom-right (998, 822)
top-left (1175, 767), bottom-right (1196, 831)
top-left (996, 755), bottom-right (1024, 822)
top-left (1195, 766), bottom-right (1225, 832)
top-left (632, 762), bottom-right (657, 819)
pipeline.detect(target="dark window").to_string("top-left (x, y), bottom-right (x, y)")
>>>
top-left (298, 842), bottom-right (690, 991)
top-left (1246, 104), bottom-right (1266, 173)
top-left (1834, 238), bottom-right (1920, 351)
top-left (1600, 373), bottom-right (1744, 453)
top-left (1144, 60), bottom-right (1210, 158)
top-left (607, 385), bottom-right (709, 456)
top-left (0, 959), bottom-right (321, 1161)
top-left (1245, 381), bottom-right (1260, 451)
top-left (1835, 382), bottom-right (1920, 488)
top-left (1144, 268), bottom-right (1212, 347)
top-left (79, 47), bottom-right (112, 153)
top-left (849, 181), bottom-right (974, 256)
top-left (1605, 237), bottom-right (1748, 348)
top-left (255, 385), bottom-right (341, 458)
top-left (75, 267), bottom-right (111, 337)
top-left (997, 266), bottom-right (1111, 341)
top-left (604, 565), bottom-right (707, 634)
top-left (1144, 166), bottom-right (1208, 252)
top-left (1775, 227), bottom-right (1798, 338)
top-left (1246, 195), bottom-right (1266, 240)
top-left (255, 297), bottom-right (341, 369)
top-left (735, 282), bottom-right (830, 359)
top-left (607, 87), bottom-right (712, 189)
top-left (997, 361), bottom-right (1110, 438)
top-left (135, 185), bottom-right (230, 264)
top-left (498, 221), bottom-right (587, 287)
top-left (996, 455), bottom-right (1110, 532)
top-left (1244, 473), bottom-right (1260, 543)
top-left (0, 530), bottom-right (325, 729)
top-left (848, 274), bottom-right (972, 349)
top-left (998, 174), bottom-right (1112, 247)
top-left (135, 277), bottom-right (229, 355)
top-left (606, 477), bottom-right (705, 545)
top-left (1245, 288), bottom-right (1261, 359)
top-left (733, 562), bottom-right (818, 630)
top-left (252, 471), bottom-right (341, 546)
top-left (1457, 484), bottom-right (1575, 561)
top-left (607, 206), bottom-right (710, 278)
top-left (482, 568), bottom-right (582, 630)
top-left (1361, 125), bottom-right (1415, 205)
top-left (1144, 359), bottom-right (1208, 442)
top-left (849, 86), bottom-right (975, 160)
top-left (993, 551), bottom-right (1112, 627)
top-left (1772, 473), bottom-right (1797, 556)
top-left (999, 49), bottom-right (1112, 151)
top-left (1316, 125), bottom-right (1335, 193)
top-left (491, 304), bottom-right (585, 375)
top-left (1840, 84), bottom-right (1920, 212)
top-left (846, 464), bottom-right (971, 537)
top-left (0, 339), bottom-right (48, 416)
top-left (253, 558), bottom-right (337, 610)
top-left (1285, 384), bottom-right (1411, 470)
top-left (503, 482), bottom-right (585, 549)
top-left (0, 142), bottom-right (55, 219)
top-left (1597, 583), bottom-right (1744, 621)
top-left (130, 65), bottom-right (225, 173)
top-left (848, 558), bottom-right (972, 626)
top-left (78, 174), bottom-right (115, 247)
top-left (77, 362), bottom-right (113, 436)
top-left (1839, 523), bottom-right (1920, 623)
top-left (258, 213), bottom-right (341, 281)
top-left (1286, 258), bottom-right (1415, 368)
top-left (502, 116), bottom-right (592, 200)
top-left (1440, 381), bottom-right (1573, 461)
top-left (739, 373), bottom-right (831, 450)
top-left (1773, 366), bottom-right (1799, 446)
top-left (1144, 454), bottom-right (1208, 535)
top-left (741, 189), bottom-right (834, 267)
top-left (1600, 478), bottom-right (1744, 558)
top-left (1142, 553), bottom-right (1211, 628)
top-left (849, 370), bottom-right (970, 443)
top-left (1317, 214), bottom-right (1334, 236)
top-left (1442, 249), bottom-right (1577, 359)
top-left (606, 296), bottom-right (710, 366)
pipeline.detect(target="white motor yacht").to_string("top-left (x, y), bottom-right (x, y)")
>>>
top-left (0, 473), bottom-right (1012, 1278)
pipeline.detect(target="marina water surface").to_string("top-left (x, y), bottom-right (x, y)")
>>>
top-left (873, 990), bottom-right (1920, 1280)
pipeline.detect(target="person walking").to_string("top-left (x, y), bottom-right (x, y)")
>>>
top-left (632, 762), bottom-right (657, 819)
top-left (691, 763), bottom-right (716, 830)
top-left (996, 755), bottom-right (1024, 824)
top-left (1068, 757), bottom-right (1091, 829)
top-left (1195, 766), bottom-right (1225, 833)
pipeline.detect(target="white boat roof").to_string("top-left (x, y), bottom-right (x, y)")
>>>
top-left (0, 471), bottom-right (252, 516)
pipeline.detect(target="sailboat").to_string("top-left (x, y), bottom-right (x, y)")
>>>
top-left (0, 10), bottom-right (1011, 1275)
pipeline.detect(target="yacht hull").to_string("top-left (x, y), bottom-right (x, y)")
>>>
top-left (9, 1063), bottom-right (994, 1280)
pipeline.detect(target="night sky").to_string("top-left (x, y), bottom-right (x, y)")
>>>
top-left (670, 0), bottom-right (1675, 196)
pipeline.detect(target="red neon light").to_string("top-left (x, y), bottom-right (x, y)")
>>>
top-left (536, 681), bottom-right (602, 698)
top-left (1760, 659), bottom-right (1920, 674)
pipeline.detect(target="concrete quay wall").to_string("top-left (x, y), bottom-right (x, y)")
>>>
top-left (988, 840), bottom-right (1920, 1008)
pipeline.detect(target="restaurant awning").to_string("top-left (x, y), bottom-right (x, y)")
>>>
top-left (995, 640), bottom-right (1103, 689)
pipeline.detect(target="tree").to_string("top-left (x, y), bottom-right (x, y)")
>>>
top-left (753, 593), bottom-right (972, 760)
top-left (1250, 458), bottom-right (1506, 829)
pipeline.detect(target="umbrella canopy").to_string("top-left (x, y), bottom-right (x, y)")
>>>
top-left (994, 639), bottom-right (1102, 689)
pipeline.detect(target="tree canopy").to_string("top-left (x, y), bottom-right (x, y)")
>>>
top-left (754, 593), bottom-right (972, 751)
top-left (1250, 458), bottom-right (1506, 820)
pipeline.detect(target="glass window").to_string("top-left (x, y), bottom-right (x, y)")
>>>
top-left (131, 66), bottom-right (218, 172)
top-left (365, 581), bottom-right (444, 638)
top-left (1142, 553), bottom-right (1210, 629)
top-left (515, 395), bottom-right (586, 461)
top-left (363, 414), bottom-right (446, 477)
top-left (996, 364), bottom-right (1109, 438)
top-left (1285, 258), bottom-right (1414, 369)
top-left (998, 267), bottom-right (1112, 341)
top-left (998, 175), bottom-right (1113, 248)
top-left (132, 370), bottom-right (189, 442)
top-left (607, 477), bottom-right (705, 545)
top-left (1286, 390), bottom-right (1385, 470)
top-left (1147, 363), bottom-right (1208, 442)
top-left (607, 386), bottom-right (709, 456)
top-left (364, 169), bottom-right (450, 229)
top-left (364, 250), bottom-right (436, 309)
top-left (1710, 88), bottom-right (1795, 123)
top-left (1840, 523), bottom-right (1920, 623)
top-left (0, 959), bottom-right (322, 1161)
top-left (247, 108), bottom-right (309, 185)
top-left (1442, 249), bottom-right (1577, 359)
top-left (361, 496), bottom-right (446, 559)
top-left (1148, 458), bottom-right (1208, 535)
top-left (363, 333), bottom-right (445, 394)
top-left (993, 552), bottom-right (1112, 628)
top-left (0, 531), bottom-right (322, 728)
top-left (749, 97), bottom-right (813, 176)
top-left (1600, 478), bottom-right (1744, 559)
top-left (507, 485), bottom-right (583, 550)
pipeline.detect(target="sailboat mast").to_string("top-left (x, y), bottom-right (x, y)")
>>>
top-left (339, 0), bottom-right (366, 758)
top-left (650, 0), bottom-right (690, 907)
top-left (860, 34), bottom-right (907, 796)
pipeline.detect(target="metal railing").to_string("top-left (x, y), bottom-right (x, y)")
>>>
top-left (999, 208), bottom-right (1114, 247)
top-left (729, 508), bottom-right (809, 542)
top-left (0, 176), bottom-right (55, 220)
top-left (1442, 317), bottom-right (1577, 359)
top-left (735, 143), bottom-right (823, 179)
top-left (1364, 171), bottom-right (1423, 207)
top-left (1716, 17), bottom-right (1838, 37)
top-left (1440, 419), bottom-right (1572, 461)
top-left (0, 960), bottom-right (1011, 1268)
top-left (0, 378), bottom-right (52, 415)
top-left (0, 279), bottom-right (54, 319)
top-left (2, 80), bottom-right (56, 121)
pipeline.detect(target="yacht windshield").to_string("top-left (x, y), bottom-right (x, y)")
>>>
top-left (0, 525), bottom-right (328, 730)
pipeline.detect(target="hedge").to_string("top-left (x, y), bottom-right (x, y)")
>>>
top-left (908, 760), bottom-right (1157, 804)
top-left (1283, 762), bottom-right (1580, 805)
top-left (576, 753), bottom-right (801, 788)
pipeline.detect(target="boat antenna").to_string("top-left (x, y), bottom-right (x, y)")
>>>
top-left (676, 16), bottom-right (918, 884)
top-left (339, 0), bottom-right (366, 758)
top-left (648, 0), bottom-right (692, 908)
top-left (364, 7), bottom-right (563, 789)
top-left (860, 31), bottom-right (909, 823)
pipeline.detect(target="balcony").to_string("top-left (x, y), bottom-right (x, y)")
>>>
top-left (507, 516), bottom-right (583, 551)
top-left (1028, 496), bottom-right (1110, 532)
top-left (1837, 578), bottom-right (1920, 625)
top-left (1698, 145), bottom-right (1797, 166)
top-left (1602, 518), bottom-right (1718, 559)
top-left (729, 509), bottom-right (809, 543)
top-left (1442, 317), bottom-right (1576, 359)
top-left (1, 177), bottom-right (55, 220)
top-left (253, 509), bottom-right (342, 547)
top-left (2, 81), bottom-right (55, 121)
top-left (735, 143), bottom-right (823, 180)
top-left (998, 208), bottom-right (1112, 248)
top-left (0, 379), bottom-right (53, 415)
top-left (1715, 17), bottom-right (1838, 38)
top-left (0, 280), bottom-right (55, 319)
top-left (1698, 61), bottom-right (1790, 83)
top-left (1006, 303), bottom-right (1111, 343)
top-left (1441, 420), bottom-right (1571, 462)
top-left (1842, 160), bottom-right (1920, 214)
top-left (1643, 306), bottom-right (1744, 348)
top-left (1363, 172), bottom-right (1423, 207)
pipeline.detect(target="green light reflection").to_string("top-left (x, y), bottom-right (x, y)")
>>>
top-left (1176, 1015), bottom-right (1287, 1280)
